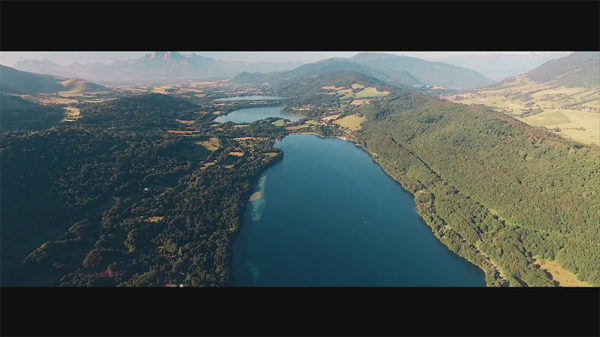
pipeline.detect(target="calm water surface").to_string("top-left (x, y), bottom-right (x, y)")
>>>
top-left (215, 106), bottom-right (301, 124)
top-left (232, 135), bottom-right (486, 286)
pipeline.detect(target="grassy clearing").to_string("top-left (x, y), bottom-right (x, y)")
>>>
top-left (351, 83), bottom-right (365, 89)
top-left (233, 124), bottom-right (249, 128)
top-left (263, 152), bottom-right (279, 158)
top-left (285, 125), bottom-right (308, 131)
top-left (322, 85), bottom-right (346, 90)
top-left (304, 120), bottom-right (319, 125)
top-left (145, 216), bottom-right (165, 223)
top-left (58, 79), bottom-right (109, 97)
top-left (272, 119), bottom-right (285, 127)
top-left (337, 89), bottom-right (353, 95)
top-left (175, 119), bottom-right (195, 125)
top-left (198, 137), bottom-right (221, 151)
top-left (351, 99), bottom-right (373, 106)
top-left (201, 161), bottom-right (217, 169)
top-left (37, 97), bottom-right (78, 105)
top-left (151, 85), bottom-right (174, 94)
top-left (354, 87), bottom-right (390, 98)
top-left (63, 107), bottom-right (81, 122)
top-left (223, 164), bottom-right (235, 169)
top-left (334, 114), bottom-right (367, 131)
top-left (533, 257), bottom-right (595, 287)
top-left (322, 114), bottom-right (341, 122)
top-left (228, 151), bottom-right (244, 157)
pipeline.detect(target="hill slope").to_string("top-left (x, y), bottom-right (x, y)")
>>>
top-left (0, 65), bottom-right (108, 95)
top-left (439, 53), bottom-right (568, 81)
top-left (445, 52), bottom-right (600, 145)
top-left (279, 70), bottom-right (599, 286)
top-left (525, 52), bottom-right (599, 87)
top-left (0, 93), bottom-right (65, 133)
top-left (352, 52), bottom-right (494, 89)
top-left (0, 64), bottom-right (67, 94)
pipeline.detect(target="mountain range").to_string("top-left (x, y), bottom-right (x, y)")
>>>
top-left (437, 52), bottom-right (569, 81)
top-left (13, 52), bottom-right (494, 90)
top-left (233, 53), bottom-right (495, 90)
top-left (13, 52), bottom-right (303, 86)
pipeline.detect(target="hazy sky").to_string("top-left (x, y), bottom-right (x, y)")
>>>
top-left (0, 51), bottom-right (568, 67)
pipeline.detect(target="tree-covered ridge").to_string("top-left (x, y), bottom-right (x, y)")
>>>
top-left (0, 93), bottom-right (65, 132)
top-left (355, 94), bottom-right (600, 286)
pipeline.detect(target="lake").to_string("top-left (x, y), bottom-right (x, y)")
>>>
top-left (215, 106), bottom-right (302, 124)
top-left (214, 95), bottom-right (286, 102)
top-left (233, 135), bottom-right (486, 286)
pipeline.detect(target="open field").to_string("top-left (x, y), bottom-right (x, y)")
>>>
top-left (63, 107), bottom-right (81, 122)
top-left (533, 257), bottom-right (595, 287)
top-left (175, 119), bottom-right (195, 125)
top-left (322, 85), bottom-right (346, 90)
top-left (145, 216), bottom-right (165, 223)
top-left (354, 87), bottom-right (390, 98)
top-left (304, 120), bottom-right (319, 125)
top-left (198, 137), bottom-right (221, 151)
top-left (322, 114), bottom-right (341, 122)
top-left (151, 85), bottom-right (175, 94)
top-left (228, 152), bottom-right (244, 157)
top-left (447, 76), bottom-right (600, 145)
top-left (285, 125), bottom-right (308, 131)
top-left (58, 79), bottom-right (110, 97)
top-left (37, 97), bottom-right (78, 105)
top-left (272, 119), bottom-right (285, 127)
top-left (351, 99), bottom-right (373, 106)
top-left (334, 114), bottom-right (367, 131)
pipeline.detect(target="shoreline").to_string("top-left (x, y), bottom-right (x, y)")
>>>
top-left (233, 132), bottom-right (492, 287)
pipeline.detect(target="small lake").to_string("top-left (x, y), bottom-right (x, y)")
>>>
top-left (233, 135), bottom-right (486, 286)
top-left (214, 95), bottom-right (286, 102)
top-left (214, 106), bottom-right (302, 124)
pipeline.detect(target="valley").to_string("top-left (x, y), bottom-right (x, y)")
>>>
top-left (1, 52), bottom-right (598, 287)
top-left (443, 52), bottom-right (600, 145)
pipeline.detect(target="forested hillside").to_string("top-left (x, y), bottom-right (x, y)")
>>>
top-left (1, 93), bottom-right (287, 286)
top-left (276, 70), bottom-right (599, 286)
top-left (355, 94), bottom-right (600, 286)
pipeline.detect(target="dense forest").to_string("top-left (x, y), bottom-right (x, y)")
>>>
top-left (1, 93), bottom-right (288, 286)
top-left (354, 94), bottom-right (600, 286)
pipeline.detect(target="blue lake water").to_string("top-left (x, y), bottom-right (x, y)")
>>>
top-left (215, 106), bottom-right (302, 124)
top-left (233, 135), bottom-right (486, 286)
top-left (214, 95), bottom-right (286, 102)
